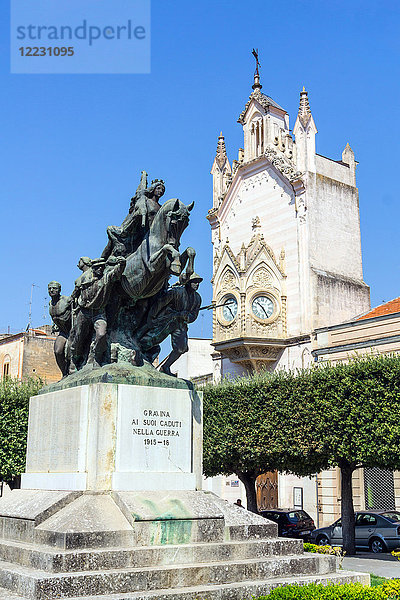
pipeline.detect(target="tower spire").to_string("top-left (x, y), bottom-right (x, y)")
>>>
top-left (298, 86), bottom-right (312, 127)
top-left (251, 48), bottom-right (262, 91)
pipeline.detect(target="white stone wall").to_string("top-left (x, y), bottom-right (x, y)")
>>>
top-left (311, 269), bottom-right (370, 329)
top-left (274, 341), bottom-right (312, 372)
top-left (278, 473), bottom-right (318, 525)
top-left (220, 357), bottom-right (248, 380)
top-left (308, 172), bottom-right (364, 281)
top-left (315, 154), bottom-right (354, 186)
top-left (172, 338), bottom-right (214, 380)
top-left (203, 474), bottom-right (247, 508)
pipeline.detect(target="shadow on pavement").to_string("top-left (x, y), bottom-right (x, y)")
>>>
top-left (354, 552), bottom-right (398, 562)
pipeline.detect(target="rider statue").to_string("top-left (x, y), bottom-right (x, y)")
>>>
top-left (101, 171), bottom-right (166, 260)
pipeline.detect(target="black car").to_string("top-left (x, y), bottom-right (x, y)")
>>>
top-left (260, 508), bottom-right (316, 540)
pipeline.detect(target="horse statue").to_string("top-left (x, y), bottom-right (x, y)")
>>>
top-left (120, 198), bottom-right (196, 301)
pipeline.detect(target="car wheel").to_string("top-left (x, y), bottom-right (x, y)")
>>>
top-left (316, 534), bottom-right (330, 546)
top-left (369, 537), bottom-right (387, 553)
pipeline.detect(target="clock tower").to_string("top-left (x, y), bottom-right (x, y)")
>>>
top-left (208, 72), bottom-right (370, 379)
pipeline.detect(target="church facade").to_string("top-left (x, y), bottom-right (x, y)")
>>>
top-left (207, 71), bottom-right (371, 520)
top-left (208, 73), bottom-right (370, 379)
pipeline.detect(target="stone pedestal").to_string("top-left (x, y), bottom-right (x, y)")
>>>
top-left (0, 380), bottom-right (369, 599)
top-left (21, 383), bottom-right (202, 492)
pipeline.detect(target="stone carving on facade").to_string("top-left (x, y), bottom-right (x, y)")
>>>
top-left (255, 360), bottom-right (269, 372)
top-left (237, 88), bottom-right (283, 125)
top-left (219, 321), bottom-right (240, 337)
top-left (213, 230), bottom-right (288, 345)
top-left (264, 147), bottom-right (302, 183)
top-left (247, 317), bottom-right (280, 338)
top-left (220, 270), bottom-right (237, 291)
top-left (253, 267), bottom-right (272, 287)
top-left (216, 132), bottom-right (228, 169)
top-left (243, 172), bottom-right (269, 193)
top-left (281, 296), bottom-right (288, 337)
top-left (245, 234), bottom-right (284, 277)
top-left (211, 132), bottom-right (233, 208)
top-left (279, 248), bottom-right (286, 273)
top-left (219, 342), bottom-right (282, 369)
top-left (213, 243), bottom-right (241, 275)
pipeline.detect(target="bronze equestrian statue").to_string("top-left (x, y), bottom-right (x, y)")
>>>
top-left (48, 171), bottom-right (201, 379)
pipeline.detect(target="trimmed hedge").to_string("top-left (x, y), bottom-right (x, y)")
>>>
top-left (255, 580), bottom-right (400, 599)
top-left (0, 377), bottom-right (43, 484)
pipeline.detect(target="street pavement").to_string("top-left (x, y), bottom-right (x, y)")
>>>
top-left (343, 551), bottom-right (400, 579)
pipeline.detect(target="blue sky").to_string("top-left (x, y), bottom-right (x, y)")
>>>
top-left (1, 0), bottom-right (399, 338)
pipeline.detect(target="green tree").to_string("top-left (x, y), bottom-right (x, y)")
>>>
top-left (204, 372), bottom-right (278, 512)
top-left (203, 355), bottom-right (400, 555)
top-left (202, 370), bottom-right (324, 513)
top-left (0, 377), bottom-right (43, 487)
top-left (304, 356), bottom-right (400, 555)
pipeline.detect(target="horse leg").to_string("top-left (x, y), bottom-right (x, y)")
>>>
top-left (179, 247), bottom-right (196, 283)
top-left (150, 244), bottom-right (181, 275)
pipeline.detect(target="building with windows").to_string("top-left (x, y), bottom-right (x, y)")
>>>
top-left (206, 69), bottom-right (371, 520)
top-left (0, 326), bottom-right (60, 383)
top-left (313, 297), bottom-right (400, 364)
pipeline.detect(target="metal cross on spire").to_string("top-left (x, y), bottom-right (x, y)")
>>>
top-left (251, 48), bottom-right (262, 90)
top-left (252, 48), bottom-right (261, 75)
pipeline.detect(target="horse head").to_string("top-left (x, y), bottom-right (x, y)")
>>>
top-left (152, 198), bottom-right (194, 248)
top-left (121, 198), bottom-right (194, 301)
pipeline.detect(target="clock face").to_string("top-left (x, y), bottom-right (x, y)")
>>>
top-left (222, 297), bottom-right (238, 322)
top-left (252, 296), bottom-right (274, 320)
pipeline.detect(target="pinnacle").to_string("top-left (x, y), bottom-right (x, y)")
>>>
top-left (342, 142), bottom-right (355, 163)
top-left (215, 132), bottom-right (227, 169)
top-left (298, 87), bottom-right (312, 127)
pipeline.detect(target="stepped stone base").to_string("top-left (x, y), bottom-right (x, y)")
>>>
top-left (0, 490), bottom-right (369, 600)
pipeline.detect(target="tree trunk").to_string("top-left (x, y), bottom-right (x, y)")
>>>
top-left (340, 462), bottom-right (356, 556)
top-left (237, 471), bottom-right (258, 513)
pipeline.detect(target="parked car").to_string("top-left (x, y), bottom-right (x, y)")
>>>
top-left (260, 508), bottom-right (316, 540)
top-left (310, 510), bottom-right (400, 553)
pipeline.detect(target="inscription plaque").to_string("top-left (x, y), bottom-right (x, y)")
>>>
top-left (115, 385), bottom-right (192, 474)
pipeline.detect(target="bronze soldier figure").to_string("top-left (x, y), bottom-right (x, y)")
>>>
top-left (69, 256), bottom-right (126, 371)
top-left (48, 281), bottom-right (72, 378)
top-left (138, 273), bottom-right (203, 375)
top-left (70, 256), bottom-right (93, 304)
